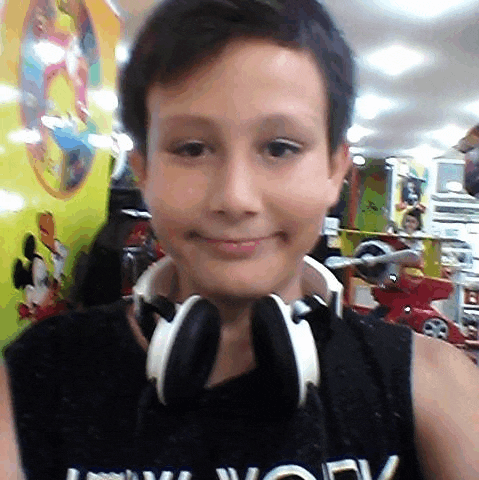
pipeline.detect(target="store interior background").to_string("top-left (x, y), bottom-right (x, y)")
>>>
top-left (1, 0), bottom-right (479, 356)
top-left (116, 0), bottom-right (479, 159)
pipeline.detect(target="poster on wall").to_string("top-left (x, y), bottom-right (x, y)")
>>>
top-left (355, 163), bottom-right (388, 233)
top-left (392, 157), bottom-right (429, 237)
top-left (0, 0), bottom-right (121, 352)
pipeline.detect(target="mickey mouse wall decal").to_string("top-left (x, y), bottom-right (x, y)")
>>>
top-left (12, 212), bottom-right (69, 323)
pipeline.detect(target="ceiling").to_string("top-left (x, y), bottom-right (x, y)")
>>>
top-left (109, 0), bottom-right (479, 162)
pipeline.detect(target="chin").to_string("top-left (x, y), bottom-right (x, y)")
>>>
top-left (192, 263), bottom-right (299, 303)
top-left (194, 274), bottom-right (273, 301)
top-left (172, 244), bottom-right (305, 301)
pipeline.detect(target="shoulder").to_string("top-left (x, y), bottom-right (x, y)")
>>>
top-left (0, 364), bottom-right (24, 480)
top-left (316, 308), bottom-right (423, 471)
top-left (317, 307), bottom-right (414, 377)
top-left (3, 301), bottom-right (144, 478)
top-left (412, 332), bottom-right (479, 409)
top-left (3, 300), bottom-right (132, 391)
top-left (4, 300), bottom-right (129, 359)
top-left (339, 307), bottom-right (413, 363)
top-left (324, 308), bottom-right (416, 416)
top-left (320, 307), bottom-right (414, 409)
top-left (412, 333), bottom-right (479, 479)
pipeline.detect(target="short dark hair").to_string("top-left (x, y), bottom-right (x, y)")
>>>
top-left (120, 0), bottom-right (356, 157)
top-left (404, 207), bottom-right (423, 231)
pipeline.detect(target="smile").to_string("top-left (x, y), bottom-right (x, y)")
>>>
top-left (205, 237), bottom-right (268, 245)
top-left (190, 233), bottom-right (280, 257)
top-left (209, 237), bottom-right (260, 249)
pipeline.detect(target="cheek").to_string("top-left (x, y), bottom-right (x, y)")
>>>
top-left (143, 166), bottom-right (209, 242)
top-left (271, 173), bottom-right (334, 224)
top-left (271, 168), bottom-right (336, 251)
top-left (270, 189), bottom-right (329, 253)
top-left (145, 162), bottom-right (204, 207)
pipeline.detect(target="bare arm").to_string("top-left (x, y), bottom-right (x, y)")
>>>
top-left (0, 364), bottom-right (25, 480)
top-left (413, 333), bottom-right (479, 480)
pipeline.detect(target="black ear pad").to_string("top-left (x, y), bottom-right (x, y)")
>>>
top-left (163, 298), bottom-right (221, 405)
top-left (251, 296), bottom-right (300, 412)
top-left (147, 297), bottom-right (221, 406)
top-left (145, 294), bottom-right (319, 409)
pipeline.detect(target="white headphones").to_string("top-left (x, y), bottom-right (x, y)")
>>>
top-left (133, 255), bottom-right (343, 409)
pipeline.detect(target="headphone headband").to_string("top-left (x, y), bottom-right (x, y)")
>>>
top-left (133, 255), bottom-right (343, 320)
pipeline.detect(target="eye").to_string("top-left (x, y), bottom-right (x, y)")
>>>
top-left (264, 139), bottom-right (302, 159)
top-left (172, 141), bottom-right (209, 158)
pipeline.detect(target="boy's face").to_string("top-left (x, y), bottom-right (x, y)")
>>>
top-left (404, 214), bottom-right (420, 235)
top-left (133, 38), bottom-right (350, 302)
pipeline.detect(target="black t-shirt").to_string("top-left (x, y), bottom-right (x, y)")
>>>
top-left (4, 300), bottom-right (424, 480)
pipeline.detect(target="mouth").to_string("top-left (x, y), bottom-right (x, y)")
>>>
top-left (188, 232), bottom-right (285, 256)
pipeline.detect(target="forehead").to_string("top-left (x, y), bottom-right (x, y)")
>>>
top-left (146, 38), bottom-right (328, 134)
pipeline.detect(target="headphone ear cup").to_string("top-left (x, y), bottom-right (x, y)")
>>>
top-left (251, 296), bottom-right (300, 411)
top-left (154, 298), bottom-right (221, 405)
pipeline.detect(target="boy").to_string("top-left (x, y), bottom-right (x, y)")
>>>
top-left (401, 207), bottom-right (424, 253)
top-left (2, 1), bottom-right (479, 479)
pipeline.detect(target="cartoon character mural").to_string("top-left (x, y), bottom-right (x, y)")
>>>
top-left (20, 0), bottom-right (101, 197)
top-left (0, 0), bottom-right (120, 352)
top-left (12, 212), bottom-right (69, 323)
top-left (356, 168), bottom-right (388, 233)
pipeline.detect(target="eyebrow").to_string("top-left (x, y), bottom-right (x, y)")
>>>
top-left (156, 112), bottom-right (324, 137)
top-left (252, 113), bottom-right (324, 134)
top-left (157, 114), bottom-right (220, 131)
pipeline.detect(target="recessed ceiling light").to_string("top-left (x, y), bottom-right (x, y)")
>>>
top-left (385, 157), bottom-right (398, 166)
top-left (405, 144), bottom-right (444, 162)
top-left (347, 125), bottom-right (374, 144)
top-left (377, 0), bottom-right (476, 19)
top-left (364, 44), bottom-right (426, 76)
top-left (355, 94), bottom-right (396, 120)
top-left (353, 155), bottom-right (366, 166)
top-left (429, 124), bottom-right (466, 147)
top-left (349, 146), bottom-right (364, 155)
top-left (464, 99), bottom-right (479, 118)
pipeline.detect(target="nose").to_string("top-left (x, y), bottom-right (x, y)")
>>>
top-left (208, 149), bottom-right (262, 221)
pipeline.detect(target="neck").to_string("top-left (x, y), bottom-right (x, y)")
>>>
top-left (204, 300), bottom-right (256, 387)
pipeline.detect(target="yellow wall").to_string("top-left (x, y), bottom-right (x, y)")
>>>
top-left (0, 0), bottom-right (120, 352)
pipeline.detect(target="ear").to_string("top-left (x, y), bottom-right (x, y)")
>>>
top-left (129, 149), bottom-right (148, 190)
top-left (328, 142), bottom-right (351, 199)
top-left (24, 235), bottom-right (36, 261)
